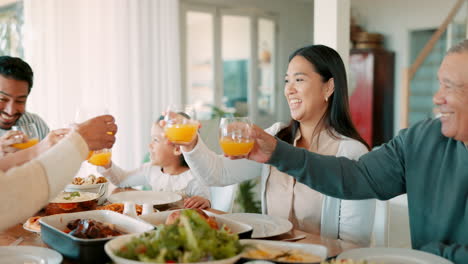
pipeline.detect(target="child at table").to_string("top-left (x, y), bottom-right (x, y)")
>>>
top-left (97, 120), bottom-right (211, 209)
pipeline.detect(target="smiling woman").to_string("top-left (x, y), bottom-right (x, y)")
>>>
top-left (180, 45), bottom-right (376, 246)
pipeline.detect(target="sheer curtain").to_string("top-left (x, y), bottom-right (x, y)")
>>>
top-left (22, 0), bottom-right (181, 169)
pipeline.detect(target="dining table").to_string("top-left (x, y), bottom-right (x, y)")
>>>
top-left (0, 188), bottom-right (361, 263)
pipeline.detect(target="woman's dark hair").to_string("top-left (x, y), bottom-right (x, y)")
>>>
top-left (0, 56), bottom-right (34, 93)
top-left (158, 115), bottom-right (189, 167)
top-left (276, 45), bottom-right (370, 150)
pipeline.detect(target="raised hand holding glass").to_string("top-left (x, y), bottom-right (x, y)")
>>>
top-left (11, 123), bottom-right (40, 149)
top-left (163, 105), bottom-right (199, 144)
top-left (75, 106), bottom-right (112, 166)
top-left (219, 117), bottom-right (254, 156)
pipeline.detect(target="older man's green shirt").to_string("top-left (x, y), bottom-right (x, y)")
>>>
top-left (268, 119), bottom-right (468, 264)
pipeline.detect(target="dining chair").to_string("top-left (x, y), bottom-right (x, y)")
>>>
top-left (371, 200), bottom-right (389, 247)
top-left (209, 184), bottom-right (238, 213)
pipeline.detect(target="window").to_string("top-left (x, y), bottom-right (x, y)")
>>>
top-left (222, 15), bottom-right (250, 117)
top-left (408, 22), bottom-right (466, 126)
top-left (185, 11), bottom-right (215, 119)
top-left (182, 4), bottom-right (277, 123)
top-left (0, 1), bottom-right (24, 57)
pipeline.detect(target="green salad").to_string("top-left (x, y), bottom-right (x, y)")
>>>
top-left (115, 210), bottom-right (243, 263)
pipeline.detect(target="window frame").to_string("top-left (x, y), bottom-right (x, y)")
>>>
top-left (180, 2), bottom-right (278, 123)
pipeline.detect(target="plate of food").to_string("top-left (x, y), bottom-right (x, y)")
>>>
top-left (66, 174), bottom-right (108, 204)
top-left (45, 191), bottom-right (101, 215)
top-left (23, 216), bottom-right (42, 233)
top-left (222, 213), bottom-right (293, 239)
top-left (71, 174), bottom-right (107, 185)
top-left (107, 190), bottom-right (182, 206)
top-left (241, 239), bottom-right (327, 263)
top-left (97, 203), bottom-right (158, 216)
top-left (105, 209), bottom-right (244, 264)
top-left (337, 248), bottom-right (454, 264)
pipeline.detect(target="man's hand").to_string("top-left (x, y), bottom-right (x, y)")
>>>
top-left (247, 125), bottom-right (278, 163)
top-left (75, 115), bottom-right (117, 150)
top-left (223, 125), bottom-right (277, 164)
top-left (183, 196), bottom-right (211, 209)
top-left (0, 130), bottom-right (26, 157)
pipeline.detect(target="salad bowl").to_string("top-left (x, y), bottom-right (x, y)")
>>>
top-left (105, 233), bottom-right (242, 264)
top-left (105, 209), bottom-right (243, 264)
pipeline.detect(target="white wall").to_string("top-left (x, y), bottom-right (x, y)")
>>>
top-left (351, 0), bottom-right (462, 248)
top-left (182, 0), bottom-right (314, 123)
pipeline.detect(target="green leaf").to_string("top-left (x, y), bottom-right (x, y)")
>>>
top-left (235, 179), bottom-right (261, 213)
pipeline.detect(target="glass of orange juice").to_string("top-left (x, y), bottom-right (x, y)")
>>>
top-left (88, 149), bottom-right (112, 166)
top-left (75, 106), bottom-right (113, 167)
top-left (219, 117), bottom-right (254, 156)
top-left (11, 123), bottom-right (40, 149)
top-left (164, 105), bottom-right (199, 144)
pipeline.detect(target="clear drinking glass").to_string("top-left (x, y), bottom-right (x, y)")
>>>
top-left (218, 117), bottom-right (254, 156)
top-left (75, 106), bottom-right (112, 166)
top-left (11, 123), bottom-right (40, 149)
top-left (163, 104), bottom-right (199, 144)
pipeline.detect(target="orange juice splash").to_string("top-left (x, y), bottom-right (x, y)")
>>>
top-left (12, 138), bottom-right (39, 149)
top-left (164, 123), bottom-right (198, 143)
top-left (88, 151), bottom-right (112, 166)
top-left (219, 138), bottom-right (254, 156)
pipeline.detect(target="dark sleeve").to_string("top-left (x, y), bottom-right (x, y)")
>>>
top-left (420, 242), bottom-right (468, 264)
top-left (267, 134), bottom-right (408, 200)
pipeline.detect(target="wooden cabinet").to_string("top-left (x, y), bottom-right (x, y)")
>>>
top-left (349, 49), bottom-right (395, 147)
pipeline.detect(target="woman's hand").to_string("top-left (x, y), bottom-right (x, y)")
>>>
top-left (183, 196), bottom-right (211, 209)
top-left (36, 128), bottom-right (71, 152)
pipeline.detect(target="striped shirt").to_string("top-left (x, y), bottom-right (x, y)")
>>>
top-left (0, 112), bottom-right (50, 140)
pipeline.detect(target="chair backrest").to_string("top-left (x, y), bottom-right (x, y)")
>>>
top-left (197, 119), bottom-right (239, 212)
top-left (209, 184), bottom-right (238, 213)
top-left (371, 200), bottom-right (389, 247)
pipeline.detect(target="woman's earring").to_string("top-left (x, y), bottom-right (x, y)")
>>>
top-left (325, 97), bottom-right (328, 102)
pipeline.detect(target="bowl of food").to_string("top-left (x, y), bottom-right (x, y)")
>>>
top-left (45, 191), bottom-right (102, 215)
top-left (240, 239), bottom-right (327, 264)
top-left (66, 175), bottom-right (109, 204)
top-left (105, 209), bottom-right (244, 264)
top-left (39, 210), bottom-right (154, 264)
top-left (139, 209), bottom-right (253, 239)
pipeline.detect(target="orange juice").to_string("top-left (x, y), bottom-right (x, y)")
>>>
top-left (12, 138), bottom-right (39, 149)
top-left (219, 138), bottom-right (254, 156)
top-left (88, 151), bottom-right (112, 166)
top-left (164, 123), bottom-right (198, 143)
